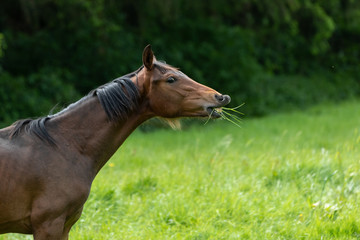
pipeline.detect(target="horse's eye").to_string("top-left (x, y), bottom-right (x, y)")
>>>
top-left (166, 77), bottom-right (177, 84)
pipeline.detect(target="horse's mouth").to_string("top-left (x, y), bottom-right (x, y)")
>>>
top-left (206, 107), bottom-right (223, 118)
top-left (205, 94), bottom-right (231, 118)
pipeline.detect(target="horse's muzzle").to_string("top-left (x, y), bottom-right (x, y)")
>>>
top-left (206, 94), bottom-right (231, 118)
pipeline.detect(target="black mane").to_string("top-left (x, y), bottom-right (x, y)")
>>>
top-left (9, 71), bottom-right (141, 146)
top-left (93, 78), bottom-right (139, 122)
top-left (10, 117), bottom-right (55, 145)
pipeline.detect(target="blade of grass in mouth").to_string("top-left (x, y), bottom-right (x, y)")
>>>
top-left (204, 108), bottom-right (217, 125)
top-left (204, 103), bottom-right (244, 127)
top-left (220, 110), bottom-right (242, 128)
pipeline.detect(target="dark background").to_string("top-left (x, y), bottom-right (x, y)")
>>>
top-left (0, 0), bottom-right (359, 126)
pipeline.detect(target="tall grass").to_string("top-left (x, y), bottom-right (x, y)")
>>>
top-left (2, 100), bottom-right (360, 239)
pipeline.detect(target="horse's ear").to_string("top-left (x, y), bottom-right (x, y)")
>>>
top-left (142, 44), bottom-right (155, 70)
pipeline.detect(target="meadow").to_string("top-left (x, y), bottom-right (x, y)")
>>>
top-left (2, 100), bottom-right (360, 239)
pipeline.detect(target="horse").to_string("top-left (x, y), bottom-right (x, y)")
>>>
top-left (0, 45), bottom-right (230, 239)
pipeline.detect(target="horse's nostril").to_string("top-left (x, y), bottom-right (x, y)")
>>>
top-left (215, 94), bottom-right (224, 102)
top-left (215, 94), bottom-right (231, 105)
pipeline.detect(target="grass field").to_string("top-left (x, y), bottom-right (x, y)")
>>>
top-left (2, 100), bottom-right (360, 239)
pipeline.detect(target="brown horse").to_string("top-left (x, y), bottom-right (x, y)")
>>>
top-left (0, 45), bottom-right (230, 239)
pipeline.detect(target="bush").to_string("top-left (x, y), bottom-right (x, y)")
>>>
top-left (0, 68), bottom-right (79, 127)
top-left (244, 71), bottom-right (360, 116)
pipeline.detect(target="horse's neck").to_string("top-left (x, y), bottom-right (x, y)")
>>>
top-left (48, 95), bottom-right (149, 176)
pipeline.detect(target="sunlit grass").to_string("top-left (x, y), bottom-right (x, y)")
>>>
top-left (2, 99), bottom-right (360, 239)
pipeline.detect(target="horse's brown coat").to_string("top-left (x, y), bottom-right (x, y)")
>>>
top-left (0, 45), bottom-right (230, 239)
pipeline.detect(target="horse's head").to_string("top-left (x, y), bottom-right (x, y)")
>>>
top-left (137, 45), bottom-right (230, 119)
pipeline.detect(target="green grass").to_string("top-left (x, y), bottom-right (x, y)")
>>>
top-left (2, 100), bottom-right (360, 239)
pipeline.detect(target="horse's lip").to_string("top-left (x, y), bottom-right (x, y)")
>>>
top-left (204, 96), bottom-right (231, 118)
top-left (206, 107), bottom-right (222, 118)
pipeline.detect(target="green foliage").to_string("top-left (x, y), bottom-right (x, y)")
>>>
top-left (0, 0), bottom-right (359, 124)
top-left (0, 68), bottom-right (79, 126)
top-left (245, 71), bottom-right (360, 116)
top-left (0, 33), bottom-right (5, 59)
